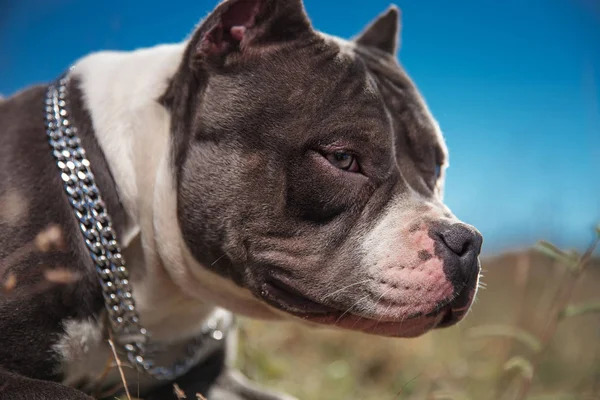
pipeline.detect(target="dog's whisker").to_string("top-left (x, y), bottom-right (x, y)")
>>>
top-left (373, 300), bottom-right (394, 331)
top-left (335, 293), bottom-right (371, 325)
top-left (377, 302), bottom-right (393, 324)
top-left (350, 315), bottom-right (364, 329)
top-left (210, 254), bottom-right (226, 266)
top-left (322, 279), bottom-right (370, 300)
top-left (372, 287), bottom-right (393, 310)
top-left (351, 287), bottom-right (393, 330)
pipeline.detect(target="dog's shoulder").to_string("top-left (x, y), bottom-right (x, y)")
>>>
top-left (0, 81), bottom-right (125, 381)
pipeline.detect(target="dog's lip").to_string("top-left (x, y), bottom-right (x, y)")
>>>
top-left (260, 276), bottom-right (457, 333)
top-left (436, 307), bottom-right (456, 327)
top-left (262, 278), bottom-right (340, 316)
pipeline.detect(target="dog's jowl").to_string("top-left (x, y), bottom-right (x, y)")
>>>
top-left (0, 0), bottom-right (482, 399)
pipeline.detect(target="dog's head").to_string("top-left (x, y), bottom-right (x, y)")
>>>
top-left (161, 0), bottom-right (482, 337)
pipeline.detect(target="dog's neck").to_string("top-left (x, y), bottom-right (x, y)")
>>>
top-left (71, 43), bottom-right (184, 243)
top-left (70, 43), bottom-right (218, 341)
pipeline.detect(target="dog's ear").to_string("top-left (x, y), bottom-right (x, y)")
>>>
top-left (192, 0), bottom-right (312, 61)
top-left (354, 5), bottom-right (400, 56)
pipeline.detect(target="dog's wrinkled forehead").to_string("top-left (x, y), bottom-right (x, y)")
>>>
top-left (201, 40), bottom-right (388, 138)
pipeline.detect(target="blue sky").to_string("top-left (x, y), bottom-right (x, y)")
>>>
top-left (1, 0), bottom-right (599, 254)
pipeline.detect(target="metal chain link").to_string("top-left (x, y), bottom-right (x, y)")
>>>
top-left (45, 73), bottom-right (232, 381)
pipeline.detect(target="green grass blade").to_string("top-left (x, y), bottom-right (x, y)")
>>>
top-left (503, 355), bottom-right (534, 380)
top-left (468, 324), bottom-right (542, 353)
top-left (559, 301), bottom-right (600, 319)
top-left (534, 241), bottom-right (578, 271)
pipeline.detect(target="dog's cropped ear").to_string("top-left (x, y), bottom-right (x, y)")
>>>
top-left (192, 0), bottom-right (312, 61)
top-left (354, 5), bottom-right (400, 56)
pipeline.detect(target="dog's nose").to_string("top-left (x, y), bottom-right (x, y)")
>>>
top-left (439, 223), bottom-right (482, 258)
top-left (433, 222), bottom-right (482, 284)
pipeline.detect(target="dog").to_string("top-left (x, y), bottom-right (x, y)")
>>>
top-left (0, 0), bottom-right (483, 399)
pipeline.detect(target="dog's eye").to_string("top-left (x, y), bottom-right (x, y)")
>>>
top-left (434, 164), bottom-right (442, 180)
top-left (325, 151), bottom-right (360, 172)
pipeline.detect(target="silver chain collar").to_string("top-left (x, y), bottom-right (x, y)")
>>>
top-left (44, 73), bottom-right (232, 382)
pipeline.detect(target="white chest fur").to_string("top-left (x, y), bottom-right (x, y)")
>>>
top-left (54, 43), bottom-right (217, 393)
top-left (53, 318), bottom-right (160, 395)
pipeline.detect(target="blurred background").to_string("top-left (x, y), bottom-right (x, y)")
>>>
top-left (1, 1), bottom-right (599, 399)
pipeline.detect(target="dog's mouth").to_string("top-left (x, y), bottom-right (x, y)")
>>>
top-left (260, 277), bottom-right (462, 337)
top-left (262, 278), bottom-right (340, 316)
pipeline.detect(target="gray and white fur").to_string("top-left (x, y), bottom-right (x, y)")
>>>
top-left (0, 1), bottom-right (482, 399)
